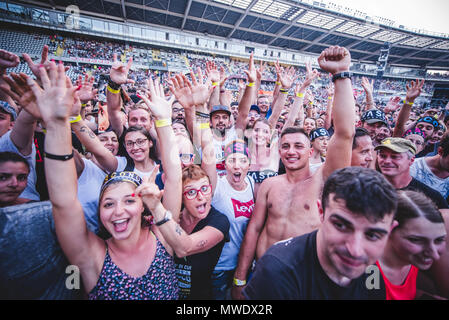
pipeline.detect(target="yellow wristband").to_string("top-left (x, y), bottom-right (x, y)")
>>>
top-left (404, 100), bottom-right (413, 106)
top-left (81, 103), bottom-right (87, 108)
top-left (247, 82), bottom-right (255, 87)
top-left (275, 82), bottom-right (281, 85)
top-left (69, 115), bottom-right (82, 124)
top-left (198, 122), bottom-right (210, 130)
top-left (155, 118), bottom-right (172, 128)
top-left (328, 97), bottom-right (333, 100)
top-left (296, 93), bottom-right (305, 98)
top-left (212, 82), bottom-right (219, 87)
top-left (107, 85), bottom-right (120, 94)
top-left (233, 278), bottom-right (247, 286)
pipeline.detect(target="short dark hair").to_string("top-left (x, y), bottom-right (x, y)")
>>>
top-left (353, 128), bottom-right (371, 150)
top-left (280, 126), bottom-right (309, 140)
top-left (395, 190), bottom-right (444, 226)
top-left (0, 152), bottom-right (30, 172)
top-left (439, 131), bottom-right (449, 157)
top-left (322, 167), bottom-right (398, 222)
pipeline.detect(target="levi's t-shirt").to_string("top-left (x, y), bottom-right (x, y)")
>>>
top-left (211, 175), bottom-right (255, 271)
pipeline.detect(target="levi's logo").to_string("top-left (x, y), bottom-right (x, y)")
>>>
top-left (231, 199), bottom-right (255, 219)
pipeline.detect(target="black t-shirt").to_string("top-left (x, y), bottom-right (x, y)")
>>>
top-left (402, 178), bottom-right (449, 209)
top-left (243, 230), bottom-right (386, 300)
top-left (174, 207), bottom-right (230, 300)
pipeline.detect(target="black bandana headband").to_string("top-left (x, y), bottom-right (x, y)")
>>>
top-left (101, 171), bottom-right (143, 193)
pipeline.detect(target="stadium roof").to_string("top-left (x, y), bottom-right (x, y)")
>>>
top-left (16, 0), bottom-right (449, 69)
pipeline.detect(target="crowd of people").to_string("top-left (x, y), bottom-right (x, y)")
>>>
top-left (0, 39), bottom-right (448, 301)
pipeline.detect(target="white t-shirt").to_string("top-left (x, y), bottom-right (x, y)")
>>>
top-left (116, 156), bottom-right (159, 179)
top-left (410, 157), bottom-right (449, 200)
top-left (0, 131), bottom-right (39, 200)
top-left (211, 175), bottom-right (255, 271)
top-left (77, 158), bottom-right (107, 233)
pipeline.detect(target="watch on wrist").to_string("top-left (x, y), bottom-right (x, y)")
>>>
top-left (155, 210), bottom-right (172, 227)
top-left (332, 72), bottom-right (353, 83)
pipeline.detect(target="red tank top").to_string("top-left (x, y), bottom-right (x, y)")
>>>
top-left (376, 261), bottom-right (418, 300)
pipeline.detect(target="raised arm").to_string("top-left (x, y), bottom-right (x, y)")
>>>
top-left (361, 76), bottom-right (375, 111)
top-left (27, 62), bottom-right (103, 290)
top-left (393, 79), bottom-right (424, 138)
top-left (137, 170), bottom-right (226, 258)
top-left (206, 61), bottom-right (221, 111)
top-left (139, 77), bottom-right (182, 221)
top-left (268, 64), bottom-right (298, 129)
top-left (0, 49), bottom-right (20, 106)
top-left (318, 46), bottom-right (355, 180)
top-left (324, 84), bottom-right (334, 130)
top-left (284, 63), bottom-right (319, 129)
top-left (106, 53), bottom-right (134, 137)
top-left (232, 180), bottom-right (270, 300)
top-left (235, 53), bottom-right (258, 131)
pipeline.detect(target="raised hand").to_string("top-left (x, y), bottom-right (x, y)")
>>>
top-left (244, 52), bottom-right (257, 84)
top-left (385, 96), bottom-right (402, 113)
top-left (300, 61), bottom-right (319, 90)
top-left (405, 79), bottom-right (424, 103)
top-left (0, 49), bottom-right (20, 74)
top-left (278, 65), bottom-right (297, 89)
top-left (1, 73), bottom-right (40, 119)
top-left (318, 46), bottom-right (351, 75)
top-left (75, 74), bottom-right (98, 103)
top-left (135, 166), bottom-right (164, 212)
top-left (190, 67), bottom-right (214, 110)
top-left (256, 59), bottom-right (266, 84)
top-left (219, 66), bottom-right (228, 88)
top-left (361, 77), bottom-right (374, 94)
top-left (139, 76), bottom-right (175, 120)
top-left (22, 45), bottom-right (70, 79)
top-left (110, 53), bottom-right (134, 85)
top-left (205, 61), bottom-right (220, 84)
top-left (26, 61), bottom-right (78, 124)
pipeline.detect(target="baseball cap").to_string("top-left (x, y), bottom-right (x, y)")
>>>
top-left (249, 105), bottom-right (261, 114)
top-left (210, 105), bottom-right (231, 117)
top-left (361, 109), bottom-right (387, 126)
top-left (374, 138), bottom-right (417, 155)
top-left (0, 101), bottom-right (17, 121)
top-left (310, 128), bottom-right (330, 141)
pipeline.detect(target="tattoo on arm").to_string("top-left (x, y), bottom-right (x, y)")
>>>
top-left (197, 240), bottom-right (208, 248)
top-left (175, 224), bottom-right (183, 236)
top-left (80, 126), bottom-right (96, 139)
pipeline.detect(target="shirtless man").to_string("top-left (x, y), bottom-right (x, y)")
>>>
top-left (232, 46), bottom-right (356, 299)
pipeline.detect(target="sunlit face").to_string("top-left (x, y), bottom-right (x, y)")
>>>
top-left (351, 135), bottom-right (374, 169)
top-left (416, 122), bottom-right (435, 140)
top-left (390, 217), bottom-right (446, 270)
top-left (257, 97), bottom-right (270, 113)
top-left (247, 110), bottom-right (260, 128)
top-left (429, 129), bottom-right (444, 145)
top-left (210, 111), bottom-right (231, 134)
top-left (303, 118), bottom-right (316, 135)
top-left (279, 132), bottom-right (312, 171)
top-left (177, 137), bottom-right (195, 168)
top-left (172, 102), bottom-right (185, 122)
top-left (252, 121), bottom-right (271, 147)
top-left (377, 148), bottom-right (414, 178)
top-left (172, 122), bottom-right (189, 138)
top-left (182, 177), bottom-right (212, 219)
top-left (376, 126), bottom-right (391, 142)
top-left (276, 121), bottom-right (285, 135)
top-left (98, 131), bottom-right (119, 155)
top-left (316, 118), bottom-right (325, 128)
top-left (99, 183), bottom-right (144, 240)
top-left (0, 111), bottom-right (13, 137)
top-left (128, 109), bottom-right (152, 132)
top-left (0, 161), bottom-right (29, 206)
top-left (363, 121), bottom-right (384, 140)
top-left (230, 105), bottom-right (239, 119)
top-left (125, 131), bottom-right (152, 163)
top-left (312, 136), bottom-right (329, 156)
top-left (225, 153), bottom-right (250, 187)
top-left (405, 134), bottom-right (425, 154)
top-left (319, 197), bottom-right (395, 281)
